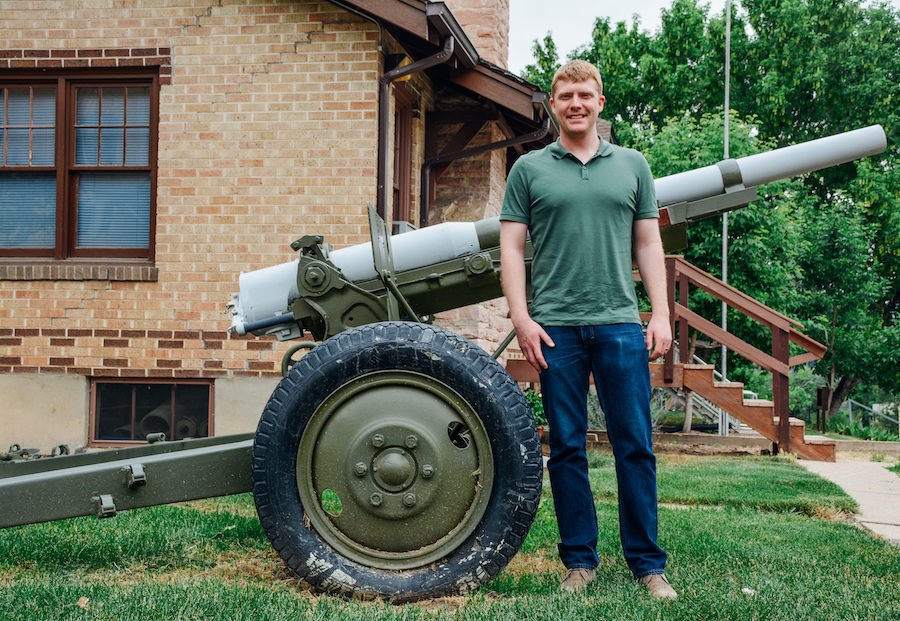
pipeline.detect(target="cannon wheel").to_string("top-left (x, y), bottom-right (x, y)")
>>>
top-left (252, 322), bottom-right (542, 601)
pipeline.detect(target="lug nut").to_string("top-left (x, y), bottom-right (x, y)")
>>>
top-left (370, 493), bottom-right (383, 506)
top-left (354, 462), bottom-right (368, 476)
top-left (405, 435), bottom-right (418, 449)
top-left (304, 266), bottom-right (326, 286)
top-left (372, 434), bottom-right (384, 448)
top-left (421, 464), bottom-right (434, 478)
top-left (403, 493), bottom-right (417, 507)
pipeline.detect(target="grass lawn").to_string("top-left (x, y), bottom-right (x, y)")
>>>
top-left (2, 451), bottom-right (899, 620)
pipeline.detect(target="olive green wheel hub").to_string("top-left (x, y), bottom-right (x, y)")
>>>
top-left (296, 370), bottom-right (494, 570)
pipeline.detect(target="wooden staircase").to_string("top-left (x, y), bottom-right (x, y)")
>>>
top-left (650, 363), bottom-right (835, 461)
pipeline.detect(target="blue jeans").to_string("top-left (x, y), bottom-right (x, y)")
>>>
top-left (539, 323), bottom-right (667, 579)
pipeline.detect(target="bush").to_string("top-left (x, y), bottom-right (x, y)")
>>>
top-left (826, 410), bottom-right (899, 442)
top-left (523, 388), bottom-right (547, 426)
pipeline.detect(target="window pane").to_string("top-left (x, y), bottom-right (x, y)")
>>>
top-left (76, 88), bottom-right (99, 125)
top-left (101, 88), bottom-right (125, 126)
top-left (6, 128), bottom-right (29, 165)
top-left (125, 127), bottom-right (149, 165)
top-left (77, 171), bottom-right (150, 247)
top-left (32, 128), bottom-right (54, 166)
top-left (32, 89), bottom-right (55, 125)
top-left (100, 127), bottom-right (124, 165)
top-left (0, 172), bottom-right (56, 248)
top-left (7, 89), bottom-right (30, 126)
top-left (96, 383), bottom-right (134, 441)
top-left (126, 88), bottom-right (150, 125)
top-left (76, 127), bottom-right (99, 165)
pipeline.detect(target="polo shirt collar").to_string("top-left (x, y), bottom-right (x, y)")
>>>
top-left (549, 136), bottom-right (614, 161)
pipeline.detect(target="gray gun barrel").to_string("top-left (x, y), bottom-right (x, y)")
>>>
top-left (655, 125), bottom-right (887, 205)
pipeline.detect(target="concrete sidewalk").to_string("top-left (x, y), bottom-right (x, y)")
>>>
top-left (797, 460), bottom-right (900, 545)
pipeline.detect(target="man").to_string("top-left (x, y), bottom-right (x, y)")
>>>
top-left (500, 60), bottom-right (677, 600)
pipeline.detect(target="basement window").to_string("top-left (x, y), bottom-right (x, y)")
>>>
top-left (90, 380), bottom-right (213, 447)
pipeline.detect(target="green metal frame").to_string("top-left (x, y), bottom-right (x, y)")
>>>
top-left (0, 434), bottom-right (253, 529)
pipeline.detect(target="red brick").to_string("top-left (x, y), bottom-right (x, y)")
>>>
top-left (41, 329), bottom-right (65, 336)
top-left (249, 361), bottom-right (275, 371)
top-left (159, 340), bottom-right (184, 349)
top-left (120, 369), bottom-right (148, 378)
top-left (174, 370), bottom-right (201, 378)
top-left (37, 60), bottom-right (63, 68)
top-left (49, 357), bottom-right (75, 366)
top-left (122, 330), bottom-right (146, 338)
top-left (24, 49), bottom-right (50, 58)
top-left (131, 48), bottom-right (156, 56)
top-left (246, 341), bottom-right (272, 350)
top-left (50, 338), bottom-right (75, 347)
top-left (77, 49), bottom-right (102, 57)
top-left (203, 360), bottom-right (224, 368)
top-left (68, 329), bottom-right (92, 337)
top-left (103, 359), bottom-right (129, 367)
top-left (14, 329), bottom-right (39, 337)
top-left (0, 338), bottom-right (22, 346)
top-left (104, 48), bottom-right (130, 57)
top-left (51, 49), bottom-right (76, 58)
top-left (157, 359), bottom-right (182, 368)
top-left (0, 50), bottom-right (23, 58)
top-left (149, 369), bottom-right (175, 378)
top-left (0, 357), bottom-right (22, 365)
top-left (148, 331), bottom-right (173, 338)
top-left (95, 330), bottom-right (118, 337)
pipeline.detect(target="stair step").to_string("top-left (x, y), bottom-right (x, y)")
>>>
top-left (683, 364), bottom-right (715, 370)
top-left (773, 417), bottom-right (806, 427)
top-left (743, 399), bottom-right (774, 407)
top-left (714, 381), bottom-right (744, 389)
top-left (804, 435), bottom-right (837, 446)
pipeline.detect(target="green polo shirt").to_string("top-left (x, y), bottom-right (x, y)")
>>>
top-left (500, 137), bottom-right (659, 326)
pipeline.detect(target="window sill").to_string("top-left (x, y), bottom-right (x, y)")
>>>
top-left (0, 260), bottom-right (158, 282)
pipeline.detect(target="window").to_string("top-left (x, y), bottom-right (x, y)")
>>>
top-left (392, 87), bottom-right (413, 224)
top-left (91, 380), bottom-right (213, 447)
top-left (0, 71), bottom-right (158, 261)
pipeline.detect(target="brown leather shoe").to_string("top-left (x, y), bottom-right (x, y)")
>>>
top-left (639, 573), bottom-right (678, 600)
top-left (560, 568), bottom-right (596, 593)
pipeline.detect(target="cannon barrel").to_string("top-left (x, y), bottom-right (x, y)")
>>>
top-left (227, 125), bottom-right (887, 342)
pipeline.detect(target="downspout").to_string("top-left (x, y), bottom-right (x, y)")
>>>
top-left (419, 114), bottom-right (551, 228)
top-left (377, 37), bottom-right (456, 219)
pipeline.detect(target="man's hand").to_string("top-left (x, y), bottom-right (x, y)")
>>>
top-left (645, 313), bottom-right (672, 361)
top-left (514, 316), bottom-right (555, 372)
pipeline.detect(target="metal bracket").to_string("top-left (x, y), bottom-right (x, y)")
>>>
top-left (126, 464), bottom-right (147, 488)
top-left (94, 494), bottom-right (117, 519)
top-left (367, 203), bottom-right (422, 322)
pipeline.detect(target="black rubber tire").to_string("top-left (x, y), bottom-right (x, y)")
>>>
top-left (251, 322), bottom-right (542, 601)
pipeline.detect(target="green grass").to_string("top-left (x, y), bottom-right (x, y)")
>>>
top-left (2, 451), bottom-right (898, 620)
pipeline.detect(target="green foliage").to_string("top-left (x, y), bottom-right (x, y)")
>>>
top-left (523, 388), bottom-right (547, 426)
top-left (521, 34), bottom-right (559, 94)
top-left (826, 410), bottom-right (900, 442)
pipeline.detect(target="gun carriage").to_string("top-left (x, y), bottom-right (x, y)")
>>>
top-left (0, 125), bottom-right (887, 601)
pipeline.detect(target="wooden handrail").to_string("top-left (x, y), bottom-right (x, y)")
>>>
top-left (636, 255), bottom-right (826, 454)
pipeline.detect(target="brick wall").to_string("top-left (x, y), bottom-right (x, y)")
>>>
top-left (0, 0), bottom-right (388, 380)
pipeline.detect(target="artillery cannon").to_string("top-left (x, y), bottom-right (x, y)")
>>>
top-left (0, 125), bottom-right (887, 602)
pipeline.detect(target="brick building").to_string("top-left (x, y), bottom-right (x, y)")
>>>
top-left (0, 0), bottom-right (555, 451)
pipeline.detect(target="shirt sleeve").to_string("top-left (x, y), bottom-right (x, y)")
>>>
top-left (500, 158), bottom-right (531, 225)
top-left (634, 153), bottom-right (660, 220)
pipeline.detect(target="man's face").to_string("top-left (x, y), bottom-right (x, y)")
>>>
top-left (550, 79), bottom-right (605, 140)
